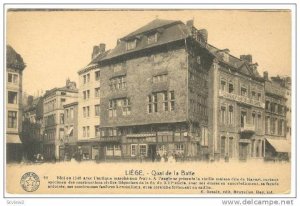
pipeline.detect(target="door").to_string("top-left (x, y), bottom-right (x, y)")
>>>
top-left (239, 143), bottom-right (248, 161)
top-left (148, 144), bottom-right (157, 162)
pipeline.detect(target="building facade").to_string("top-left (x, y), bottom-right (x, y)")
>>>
top-left (264, 73), bottom-right (290, 160)
top-left (208, 50), bottom-right (266, 161)
top-left (96, 19), bottom-right (213, 161)
top-left (59, 101), bottom-right (78, 161)
top-left (42, 80), bottom-right (78, 160)
top-left (77, 45), bottom-right (106, 160)
top-left (22, 96), bottom-right (44, 161)
top-left (6, 45), bottom-right (26, 162)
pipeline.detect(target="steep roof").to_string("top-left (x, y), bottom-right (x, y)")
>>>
top-left (206, 44), bottom-right (262, 80)
top-left (100, 19), bottom-right (189, 62)
top-left (6, 45), bottom-right (26, 70)
top-left (122, 19), bottom-right (181, 40)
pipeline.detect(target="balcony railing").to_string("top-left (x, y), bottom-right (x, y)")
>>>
top-left (240, 123), bottom-right (255, 133)
top-left (219, 90), bottom-right (265, 108)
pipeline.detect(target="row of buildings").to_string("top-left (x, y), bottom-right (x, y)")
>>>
top-left (6, 18), bottom-right (291, 162)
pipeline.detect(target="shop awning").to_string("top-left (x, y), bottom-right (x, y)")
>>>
top-left (266, 138), bottom-right (291, 153)
top-left (6, 134), bottom-right (22, 144)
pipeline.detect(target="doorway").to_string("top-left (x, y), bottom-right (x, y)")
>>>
top-left (148, 144), bottom-right (157, 162)
top-left (239, 143), bottom-right (248, 161)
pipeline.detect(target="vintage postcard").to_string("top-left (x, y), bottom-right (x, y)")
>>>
top-left (4, 7), bottom-right (294, 197)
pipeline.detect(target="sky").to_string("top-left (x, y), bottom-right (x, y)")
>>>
top-left (6, 10), bottom-right (291, 96)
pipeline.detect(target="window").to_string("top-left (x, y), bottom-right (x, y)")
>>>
top-left (87, 90), bottom-right (90, 99)
top-left (170, 91), bottom-right (175, 111)
top-left (229, 137), bottom-right (234, 158)
top-left (95, 126), bottom-right (100, 137)
top-left (153, 94), bottom-right (158, 113)
top-left (60, 98), bottom-right (66, 107)
top-left (241, 111), bottom-right (247, 128)
top-left (228, 82), bottom-right (234, 93)
top-left (86, 106), bottom-right (90, 117)
top-left (60, 113), bottom-right (64, 124)
top-left (95, 87), bottom-right (100, 98)
top-left (110, 76), bottom-right (126, 91)
top-left (266, 101), bottom-right (270, 110)
top-left (221, 80), bottom-right (226, 91)
top-left (7, 111), bottom-right (17, 128)
top-left (66, 109), bottom-right (69, 120)
top-left (257, 114), bottom-right (261, 130)
top-left (163, 92), bottom-right (168, 111)
top-left (122, 98), bottom-right (131, 116)
top-left (70, 108), bottom-right (74, 119)
top-left (95, 71), bottom-right (100, 81)
top-left (83, 127), bottom-right (86, 137)
top-left (147, 33), bottom-right (157, 44)
top-left (265, 116), bottom-right (270, 134)
top-left (83, 107), bottom-right (86, 118)
top-left (83, 91), bottom-right (87, 100)
top-left (131, 144), bottom-right (138, 156)
top-left (101, 129), bottom-right (105, 137)
top-left (241, 87), bottom-right (247, 96)
top-left (228, 105), bottom-right (233, 125)
top-left (87, 74), bottom-right (90, 83)
top-left (221, 106), bottom-right (226, 124)
top-left (7, 73), bottom-right (18, 84)
top-left (220, 136), bottom-right (226, 158)
top-left (109, 100), bottom-right (117, 118)
top-left (95, 104), bottom-right (100, 116)
top-left (257, 93), bottom-right (261, 101)
top-left (86, 126), bottom-right (90, 137)
top-left (139, 144), bottom-right (147, 156)
top-left (252, 91), bottom-right (256, 99)
top-left (148, 95), bottom-right (152, 113)
top-left (8, 91), bottom-right (17, 104)
top-left (126, 40), bottom-right (136, 50)
top-left (153, 74), bottom-right (167, 83)
top-left (175, 144), bottom-right (184, 154)
top-left (252, 112), bottom-right (256, 125)
top-left (83, 73), bottom-right (90, 84)
top-left (106, 145), bottom-right (114, 156)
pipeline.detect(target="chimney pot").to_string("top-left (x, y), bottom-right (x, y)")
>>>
top-left (263, 71), bottom-right (269, 80)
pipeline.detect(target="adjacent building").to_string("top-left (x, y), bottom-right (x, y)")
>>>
top-left (95, 19), bottom-right (214, 161)
top-left (22, 96), bottom-right (44, 160)
top-left (208, 49), bottom-right (266, 161)
top-left (42, 79), bottom-right (78, 160)
top-left (263, 73), bottom-right (290, 160)
top-left (59, 101), bottom-right (78, 160)
top-left (77, 46), bottom-right (107, 160)
top-left (6, 45), bottom-right (26, 162)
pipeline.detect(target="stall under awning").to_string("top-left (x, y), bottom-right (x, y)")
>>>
top-left (6, 134), bottom-right (22, 144)
top-left (266, 138), bottom-right (291, 153)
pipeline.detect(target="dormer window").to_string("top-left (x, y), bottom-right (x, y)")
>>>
top-left (126, 39), bottom-right (136, 51)
top-left (147, 33), bottom-right (158, 44)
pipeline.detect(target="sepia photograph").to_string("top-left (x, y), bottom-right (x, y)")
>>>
top-left (3, 5), bottom-right (296, 199)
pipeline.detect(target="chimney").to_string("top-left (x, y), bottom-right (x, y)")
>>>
top-left (99, 43), bottom-right (106, 53)
top-left (91, 46), bottom-right (100, 60)
top-left (27, 95), bottom-right (34, 106)
top-left (186, 19), bottom-right (194, 28)
top-left (91, 43), bottom-right (106, 60)
top-left (240, 54), bottom-right (252, 64)
top-left (198, 29), bottom-right (208, 43)
top-left (263, 71), bottom-right (269, 80)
